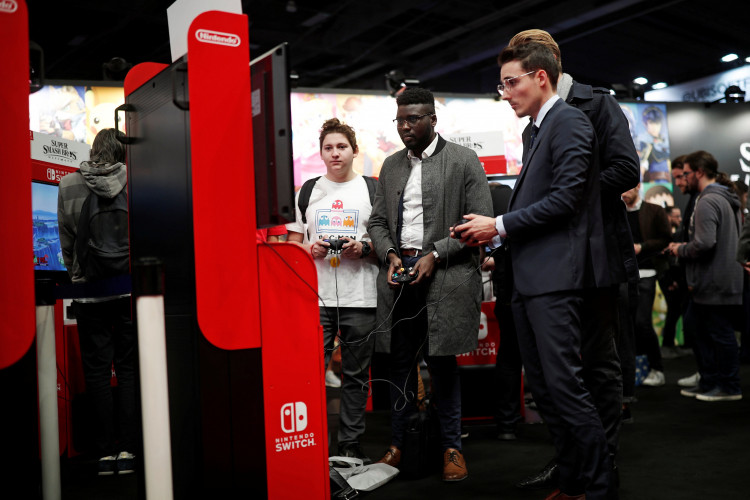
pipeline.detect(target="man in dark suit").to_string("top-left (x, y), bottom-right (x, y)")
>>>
top-left (455, 42), bottom-right (610, 499)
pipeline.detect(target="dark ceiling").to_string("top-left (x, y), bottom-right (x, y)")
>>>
top-left (27, 0), bottom-right (750, 97)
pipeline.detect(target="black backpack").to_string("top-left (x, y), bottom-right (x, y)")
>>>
top-left (298, 175), bottom-right (378, 224)
top-left (75, 185), bottom-right (130, 282)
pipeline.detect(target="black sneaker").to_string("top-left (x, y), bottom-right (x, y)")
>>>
top-left (116, 451), bottom-right (135, 474)
top-left (98, 455), bottom-right (117, 476)
top-left (337, 442), bottom-right (372, 465)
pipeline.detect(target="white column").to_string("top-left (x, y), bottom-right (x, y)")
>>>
top-left (136, 294), bottom-right (174, 500)
top-left (36, 304), bottom-right (61, 500)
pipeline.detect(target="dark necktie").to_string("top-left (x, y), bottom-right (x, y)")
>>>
top-left (529, 124), bottom-right (539, 149)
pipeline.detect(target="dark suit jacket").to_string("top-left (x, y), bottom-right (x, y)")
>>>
top-left (505, 98), bottom-right (607, 297)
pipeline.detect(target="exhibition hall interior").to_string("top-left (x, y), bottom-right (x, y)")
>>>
top-left (2, 0), bottom-right (750, 499)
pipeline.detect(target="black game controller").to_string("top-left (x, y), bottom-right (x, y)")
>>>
top-left (324, 238), bottom-right (346, 252)
top-left (453, 218), bottom-right (470, 240)
top-left (392, 267), bottom-right (418, 284)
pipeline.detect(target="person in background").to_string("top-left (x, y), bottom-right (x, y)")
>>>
top-left (57, 128), bottom-right (137, 476)
top-left (667, 150), bottom-right (743, 402)
top-left (286, 118), bottom-right (378, 462)
top-left (659, 206), bottom-right (691, 359)
top-left (621, 184), bottom-right (671, 387)
top-left (368, 87), bottom-right (492, 482)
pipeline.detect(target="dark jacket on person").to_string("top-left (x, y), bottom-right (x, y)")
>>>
top-left (562, 76), bottom-right (641, 286)
top-left (678, 183), bottom-right (743, 305)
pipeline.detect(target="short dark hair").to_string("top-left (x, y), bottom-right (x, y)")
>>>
top-left (395, 87), bottom-right (435, 113)
top-left (90, 128), bottom-right (126, 165)
top-left (734, 179), bottom-right (748, 195)
top-left (498, 42), bottom-right (559, 90)
top-left (671, 154), bottom-right (686, 170)
top-left (319, 118), bottom-right (358, 152)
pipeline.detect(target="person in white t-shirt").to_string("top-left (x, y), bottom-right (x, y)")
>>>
top-left (286, 118), bottom-right (378, 463)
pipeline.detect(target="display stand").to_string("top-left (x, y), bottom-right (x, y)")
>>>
top-left (121, 11), bottom-right (328, 498)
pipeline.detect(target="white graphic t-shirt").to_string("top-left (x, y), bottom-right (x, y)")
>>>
top-left (287, 175), bottom-right (378, 308)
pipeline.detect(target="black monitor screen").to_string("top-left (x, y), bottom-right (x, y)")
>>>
top-left (32, 181), bottom-right (66, 272)
top-left (250, 42), bottom-right (295, 228)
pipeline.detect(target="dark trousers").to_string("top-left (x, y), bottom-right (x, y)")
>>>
top-left (74, 297), bottom-right (137, 458)
top-left (634, 276), bottom-right (663, 372)
top-left (686, 301), bottom-right (742, 394)
top-left (388, 267), bottom-right (462, 452)
top-left (320, 306), bottom-right (376, 445)
top-left (616, 283), bottom-right (637, 401)
top-left (580, 287), bottom-right (622, 457)
top-left (494, 301), bottom-right (522, 432)
top-left (658, 276), bottom-right (687, 348)
top-left (513, 289), bottom-right (610, 499)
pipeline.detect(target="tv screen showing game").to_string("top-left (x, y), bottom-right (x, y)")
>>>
top-left (32, 181), bottom-right (66, 272)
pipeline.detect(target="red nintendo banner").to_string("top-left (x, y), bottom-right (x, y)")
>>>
top-left (32, 163), bottom-right (78, 184)
top-left (0, 0), bottom-right (35, 369)
top-left (456, 302), bottom-right (500, 367)
top-left (188, 11), bottom-right (261, 350)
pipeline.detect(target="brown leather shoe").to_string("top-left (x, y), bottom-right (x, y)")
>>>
top-left (544, 489), bottom-right (585, 500)
top-left (442, 448), bottom-right (468, 481)
top-left (375, 446), bottom-right (401, 467)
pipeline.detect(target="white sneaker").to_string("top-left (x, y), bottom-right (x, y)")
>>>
top-left (325, 370), bottom-right (341, 388)
top-left (678, 372), bottom-right (700, 387)
top-left (642, 370), bottom-right (665, 387)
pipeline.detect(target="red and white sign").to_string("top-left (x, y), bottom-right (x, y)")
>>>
top-left (457, 302), bottom-right (501, 367)
top-left (30, 131), bottom-right (87, 184)
top-left (445, 131), bottom-right (507, 175)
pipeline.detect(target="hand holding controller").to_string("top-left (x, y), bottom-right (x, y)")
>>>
top-left (453, 218), bottom-right (471, 240)
top-left (392, 266), bottom-right (418, 284)
top-left (324, 238), bottom-right (345, 253)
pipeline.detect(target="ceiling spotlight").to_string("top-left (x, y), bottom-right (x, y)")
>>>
top-left (633, 77), bottom-right (648, 85)
top-left (385, 69), bottom-right (420, 97)
top-left (285, 1), bottom-right (297, 13)
top-left (725, 85), bottom-right (746, 103)
top-left (745, 56), bottom-right (750, 63)
top-left (721, 53), bottom-right (739, 62)
top-left (652, 82), bottom-right (668, 90)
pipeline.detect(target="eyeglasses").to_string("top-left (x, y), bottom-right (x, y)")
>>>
top-left (497, 70), bottom-right (537, 95)
top-left (683, 170), bottom-right (695, 177)
top-left (393, 113), bottom-right (432, 127)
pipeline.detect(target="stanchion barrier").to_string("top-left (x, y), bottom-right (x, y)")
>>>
top-left (35, 279), bottom-right (61, 500)
top-left (133, 258), bottom-right (173, 500)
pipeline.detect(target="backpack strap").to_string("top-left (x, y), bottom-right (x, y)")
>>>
top-left (298, 176), bottom-right (321, 225)
top-left (363, 175), bottom-right (377, 205)
top-left (75, 190), bottom-right (95, 273)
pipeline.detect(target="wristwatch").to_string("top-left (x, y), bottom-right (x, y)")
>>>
top-left (360, 241), bottom-right (372, 258)
top-left (431, 250), bottom-right (440, 262)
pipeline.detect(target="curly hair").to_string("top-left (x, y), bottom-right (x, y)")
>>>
top-left (319, 118), bottom-right (358, 152)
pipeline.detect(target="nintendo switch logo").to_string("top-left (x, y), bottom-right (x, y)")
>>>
top-left (195, 29), bottom-right (241, 47)
top-left (281, 402), bottom-right (308, 433)
top-left (0, 0), bottom-right (18, 14)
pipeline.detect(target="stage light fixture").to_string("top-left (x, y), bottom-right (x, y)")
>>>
top-left (633, 77), bottom-right (648, 85)
top-left (652, 82), bottom-right (668, 90)
top-left (385, 69), bottom-right (420, 97)
top-left (721, 53), bottom-right (739, 62)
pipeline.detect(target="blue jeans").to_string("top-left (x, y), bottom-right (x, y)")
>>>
top-left (686, 301), bottom-right (741, 394)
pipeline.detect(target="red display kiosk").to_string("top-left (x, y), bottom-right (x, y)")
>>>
top-left (120, 11), bottom-right (328, 498)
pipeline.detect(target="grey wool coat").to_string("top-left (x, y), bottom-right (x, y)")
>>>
top-left (367, 136), bottom-right (493, 356)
